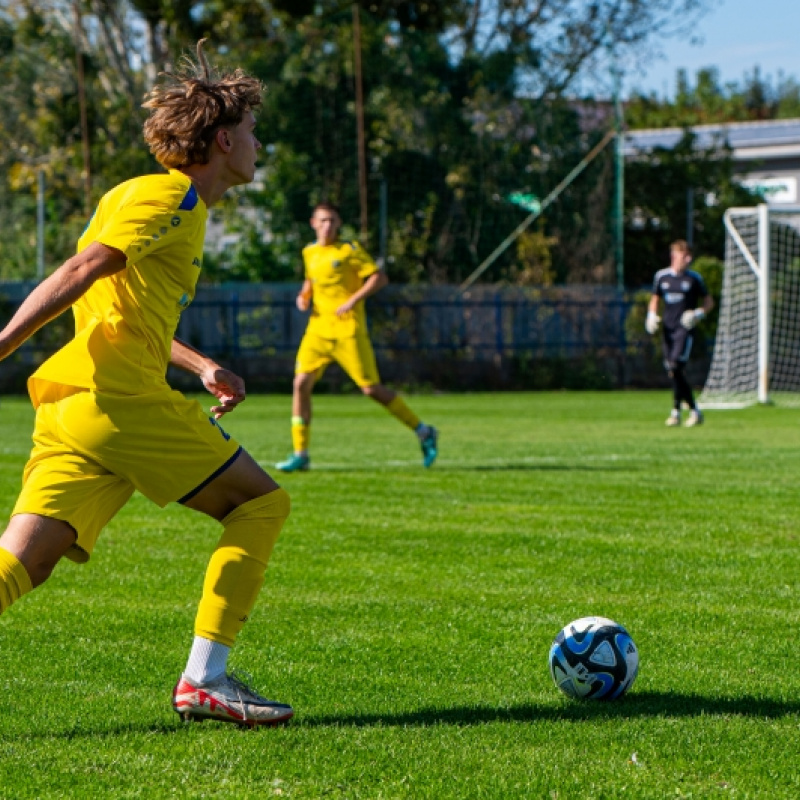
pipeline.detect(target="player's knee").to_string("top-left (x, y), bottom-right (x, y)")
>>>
top-left (221, 489), bottom-right (290, 566)
top-left (294, 372), bottom-right (315, 393)
top-left (266, 487), bottom-right (291, 523)
top-left (222, 487), bottom-right (291, 525)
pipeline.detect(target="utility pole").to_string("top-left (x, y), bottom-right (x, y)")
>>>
top-left (352, 4), bottom-right (368, 242)
top-left (37, 169), bottom-right (45, 280)
top-left (612, 58), bottom-right (625, 290)
top-left (378, 177), bottom-right (388, 267)
top-left (73, 0), bottom-right (92, 216)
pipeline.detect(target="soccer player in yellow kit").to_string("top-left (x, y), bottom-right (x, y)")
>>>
top-left (275, 203), bottom-right (438, 472)
top-left (0, 43), bottom-right (293, 727)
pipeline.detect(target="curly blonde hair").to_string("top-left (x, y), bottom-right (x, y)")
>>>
top-left (142, 40), bottom-right (263, 169)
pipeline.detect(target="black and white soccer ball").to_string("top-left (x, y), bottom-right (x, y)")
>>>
top-left (549, 616), bottom-right (639, 700)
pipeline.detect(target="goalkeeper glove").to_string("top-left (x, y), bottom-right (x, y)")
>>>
top-left (680, 308), bottom-right (706, 330)
top-left (645, 311), bottom-right (661, 335)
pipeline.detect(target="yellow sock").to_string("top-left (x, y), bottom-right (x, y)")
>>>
top-left (291, 416), bottom-right (309, 454)
top-left (194, 488), bottom-right (290, 647)
top-left (386, 396), bottom-right (421, 431)
top-left (0, 547), bottom-right (33, 614)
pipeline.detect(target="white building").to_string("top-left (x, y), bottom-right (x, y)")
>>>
top-left (624, 118), bottom-right (800, 205)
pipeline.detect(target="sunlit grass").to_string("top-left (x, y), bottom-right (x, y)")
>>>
top-left (1, 391), bottom-right (799, 798)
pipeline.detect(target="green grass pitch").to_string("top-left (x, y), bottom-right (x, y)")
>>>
top-left (1, 390), bottom-right (800, 798)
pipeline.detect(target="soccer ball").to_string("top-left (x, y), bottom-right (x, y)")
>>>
top-left (549, 616), bottom-right (639, 700)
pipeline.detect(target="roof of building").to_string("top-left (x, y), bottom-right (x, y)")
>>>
top-left (624, 118), bottom-right (800, 160)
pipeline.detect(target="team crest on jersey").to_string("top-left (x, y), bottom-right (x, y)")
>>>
top-left (332, 260), bottom-right (342, 269)
top-left (171, 216), bottom-right (181, 227)
top-left (192, 257), bottom-right (201, 268)
top-left (681, 280), bottom-right (691, 291)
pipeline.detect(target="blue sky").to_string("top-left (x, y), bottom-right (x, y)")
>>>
top-left (625, 0), bottom-right (800, 98)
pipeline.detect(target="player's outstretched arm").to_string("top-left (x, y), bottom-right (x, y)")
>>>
top-left (0, 241), bottom-right (126, 361)
top-left (681, 296), bottom-right (714, 330)
top-left (335, 270), bottom-right (389, 317)
top-left (645, 294), bottom-right (661, 335)
top-left (296, 279), bottom-right (313, 311)
top-left (171, 337), bottom-right (246, 418)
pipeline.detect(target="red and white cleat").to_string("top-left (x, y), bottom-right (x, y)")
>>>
top-left (172, 672), bottom-right (294, 728)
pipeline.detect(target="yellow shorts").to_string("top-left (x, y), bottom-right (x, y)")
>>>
top-left (13, 388), bottom-right (242, 563)
top-left (295, 329), bottom-right (380, 387)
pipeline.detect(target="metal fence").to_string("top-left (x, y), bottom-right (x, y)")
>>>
top-left (0, 282), bottom-right (676, 391)
top-left (173, 283), bottom-right (638, 359)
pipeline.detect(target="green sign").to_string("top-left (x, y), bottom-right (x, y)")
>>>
top-left (507, 192), bottom-right (541, 213)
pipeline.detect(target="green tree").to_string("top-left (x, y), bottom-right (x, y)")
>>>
top-left (624, 132), bottom-right (756, 287)
top-left (0, 0), bottom-right (721, 286)
top-left (627, 66), bottom-right (800, 128)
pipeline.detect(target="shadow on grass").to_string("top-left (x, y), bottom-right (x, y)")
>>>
top-left (4, 692), bottom-right (797, 740)
top-left (299, 692), bottom-right (800, 727)
top-left (438, 464), bottom-right (632, 473)
top-left (299, 464), bottom-right (632, 474)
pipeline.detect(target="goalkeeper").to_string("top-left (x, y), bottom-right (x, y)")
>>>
top-left (645, 240), bottom-right (714, 427)
top-left (0, 42), bottom-right (293, 727)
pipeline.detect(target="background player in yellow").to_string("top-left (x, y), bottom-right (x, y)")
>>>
top-left (275, 203), bottom-right (438, 472)
top-left (0, 42), bottom-right (294, 727)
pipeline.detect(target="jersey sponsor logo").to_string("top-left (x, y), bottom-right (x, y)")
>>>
top-left (664, 292), bottom-right (684, 304)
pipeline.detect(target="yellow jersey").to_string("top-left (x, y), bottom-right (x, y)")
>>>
top-left (28, 170), bottom-right (207, 408)
top-left (303, 239), bottom-right (379, 338)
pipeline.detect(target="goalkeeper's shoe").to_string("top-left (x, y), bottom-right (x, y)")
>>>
top-left (685, 409), bottom-right (704, 427)
top-left (172, 673), bottom-right (294, 728)
top-left (665, 413), bottom-right (681, 427)
top-left (420, 426), bottom-right (439, 468)
top-left (275, 453), bottom-right (310, 472)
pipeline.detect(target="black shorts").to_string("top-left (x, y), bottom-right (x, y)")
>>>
top-left (662, 326), bottom-right (693, 368)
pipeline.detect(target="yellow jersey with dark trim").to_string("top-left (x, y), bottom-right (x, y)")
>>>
top-left (28, 170), bottom-right (207, 407)
top-left (303, 239), bottom-right (379, 339)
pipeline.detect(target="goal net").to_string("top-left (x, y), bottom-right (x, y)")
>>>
top-left (700, 204), bottom-right (800, 408)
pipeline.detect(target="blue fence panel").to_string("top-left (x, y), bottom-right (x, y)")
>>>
top-left (0, 282), bottom-right (643, 367)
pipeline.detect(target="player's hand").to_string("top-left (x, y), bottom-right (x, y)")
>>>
top-left (202, 367), bottom-right (246, 418)
top-left (296, 292), bottom-right (311, 312)
top-left (645, 312), bottom-right (661, 335)
top-left (680, 309), bottom-right (705, 330)
top-left (335, 298), bottom-right (356, 318)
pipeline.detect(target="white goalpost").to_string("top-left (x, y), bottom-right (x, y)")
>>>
top-left (699, 203), bottom-right (800, 408)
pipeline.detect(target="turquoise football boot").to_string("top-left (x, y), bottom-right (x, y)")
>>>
top-left (420, 427), bottom-right (438, 468)
top-left (275, 453), bottom-right (310, 473)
